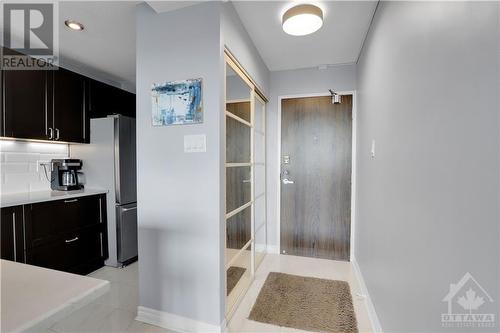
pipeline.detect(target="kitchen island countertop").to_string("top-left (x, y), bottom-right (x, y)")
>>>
top-left (0, 259), bottom-right (110, 333)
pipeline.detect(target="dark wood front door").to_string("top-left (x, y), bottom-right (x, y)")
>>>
top-left (280, 95), bottom-right (352, 261)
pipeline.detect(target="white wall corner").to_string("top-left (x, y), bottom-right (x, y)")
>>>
top-left (136, 306), bottom-right (225, 333)
top-left (351, 258), bottom-right (383, 333)
top-left (266, 244), bottom-right (280, 254)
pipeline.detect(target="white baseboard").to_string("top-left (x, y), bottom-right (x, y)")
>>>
top-left (136, 306), bottom-right (224, 333)
top-left (266, 244), bottom-right (280, 254)
top-left (351, 257), bottom-right (383, 333)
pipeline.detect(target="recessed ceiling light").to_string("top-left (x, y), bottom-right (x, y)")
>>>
top-left (64, 20), bottom-right (84, 31)
top-left (282, 4), bottom-right (323, 36)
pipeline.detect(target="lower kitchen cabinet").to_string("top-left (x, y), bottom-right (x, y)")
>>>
top-left (0, 194), bottom-right (108, 275)
top-left (0, 206), bottom-right (25, 263)
top-left (26, 224), bottom-right (105, 275)
top-left (24, 195), bottom-right (103, 248)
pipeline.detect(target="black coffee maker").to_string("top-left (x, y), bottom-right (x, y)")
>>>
top-left (50, 159), bottom-right (84, 191)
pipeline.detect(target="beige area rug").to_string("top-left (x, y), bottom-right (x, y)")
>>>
top-left (227, 266), bottom-right (246, 295)
top-left (248, 272), bottom-right (358, 333)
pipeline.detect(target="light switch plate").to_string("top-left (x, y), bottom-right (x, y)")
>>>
top-left (184, 134), bottom-right (206, 153)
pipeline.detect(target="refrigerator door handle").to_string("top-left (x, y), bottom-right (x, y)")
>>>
top-left (121, 207), bottom-right (137, 212)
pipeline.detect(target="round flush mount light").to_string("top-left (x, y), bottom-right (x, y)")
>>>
top-left (64, 20), bottom-right (84, 31)
top-left (282, 4), bottom-right (323, 36)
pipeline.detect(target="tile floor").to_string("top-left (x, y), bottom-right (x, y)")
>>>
top-left (227, 254), bottom-right (373, 333)
top-left (45, 263), bottom-right (172, 333)
top-left (45, 254), bottom-right (373, 333)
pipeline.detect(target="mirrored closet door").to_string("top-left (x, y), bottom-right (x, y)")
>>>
top-left (225, 52), bottom-right (267, 317)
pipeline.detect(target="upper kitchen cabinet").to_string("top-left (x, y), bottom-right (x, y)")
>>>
top-left (89, 79), bottom-right (135, 118)
top-left (0, 47), bottom-right (135, 143)
top-left (2, 69), bottom-right (50, 140)
top-left (52, 68), bottom-right (89, 143)
top-left (0, 66), bottom-right (89, 143)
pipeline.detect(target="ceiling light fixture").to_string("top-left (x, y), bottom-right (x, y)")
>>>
top-left (64, 20), bottom-right (84, 31)
top-left (282, 4), bottom-right (323, 36)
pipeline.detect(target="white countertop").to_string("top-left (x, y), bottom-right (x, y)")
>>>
top-left (0, 260), bottom-right (110, 333)
top-left (0, 188), bottom-right (108, 208)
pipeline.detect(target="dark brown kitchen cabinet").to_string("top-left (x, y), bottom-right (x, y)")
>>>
top-left (1, 206), bottom-right (25, 263)
top-left (52, 68), bottom-right (90, 143)
top-left (26, 224), bottom-right (105, 275)
top-left (24, 195), bottom-right (102, 248)
top-left (20, 194), bottom-right (108, 275)
top-left (89, 79), bottom-right (135, 119)
top-left (1, 69), bottom-right (50, 140)
top-left (1, 47), bottom-right (135, 141)
top-left (0, 67), bottom-right (89, 143)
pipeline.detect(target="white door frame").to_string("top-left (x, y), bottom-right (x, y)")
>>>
top-left (276, 91), bottom-right (357, 261)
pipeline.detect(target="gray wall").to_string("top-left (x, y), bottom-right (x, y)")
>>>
top-left (136, 2), bottom-right (224, 326)
top-left (355, 2), bottom-right (500, 332)
top-left (136, 1), bottom-right (270, 327)
top-left (267, 65), bottom-right (356, 248)
top-left (221, 2), bottom-right (270, 96)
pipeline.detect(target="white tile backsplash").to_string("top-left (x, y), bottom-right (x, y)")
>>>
top-left (0, 140), bottom-right (69, 194)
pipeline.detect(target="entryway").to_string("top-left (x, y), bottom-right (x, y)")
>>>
top-left (227, 254), bottom-right (373, 332)
top-left (279, 95), bottom-right (353, 261)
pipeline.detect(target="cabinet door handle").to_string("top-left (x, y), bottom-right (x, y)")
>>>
top-left (55, 128), bottom-right (60, 140)
top-left (64, 199), bottom-right (78, 203)
top-left (48, 128), bottom-right (54, 140)
top-left (12, 212), bottom-right (17, 262)
top-left (65, 237), bottom-right (79, 243)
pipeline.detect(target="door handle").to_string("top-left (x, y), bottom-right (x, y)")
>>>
top-left (121, 207), bottom-right (137, 212)
top-left (282, 178), bottom-right (294, 184)
top-left (65, 237), bottom-right (79, 243)
top-left (48, 128), bottom-right (54, 140)
top-left (55, 128), bottom-right (60, 140)
top-left (64, 199), bottom-right (78, 203)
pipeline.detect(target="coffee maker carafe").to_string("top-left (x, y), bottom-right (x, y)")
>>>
top-left (50, 159), bottom-right (84, 191)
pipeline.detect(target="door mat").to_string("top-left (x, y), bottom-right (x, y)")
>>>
top-left (248, 272), bottom-right (358, 333)
top-left (227, 266), bottom-right (246, 295)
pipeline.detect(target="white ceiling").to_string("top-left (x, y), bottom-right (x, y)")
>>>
top-left (232, 1), bottom-right (378, 71)
top-left (15, 1), bottom-right (377, 89)
top-left (146, 1), bottom-right (200, 13)
top-left (58, 1), bottom-right (137, 89)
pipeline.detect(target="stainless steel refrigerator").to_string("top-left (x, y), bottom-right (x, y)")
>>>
top-left (71, 115), bottom-right (137, 266)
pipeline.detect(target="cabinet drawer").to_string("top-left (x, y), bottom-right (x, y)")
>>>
top-left (26, 226), bottom-right (105, 275)
top-left (25, 195), bottom-right (103, 248)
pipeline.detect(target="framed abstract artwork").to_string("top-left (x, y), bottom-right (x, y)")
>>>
top-left (151, 78), bottom-right (203, 126)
